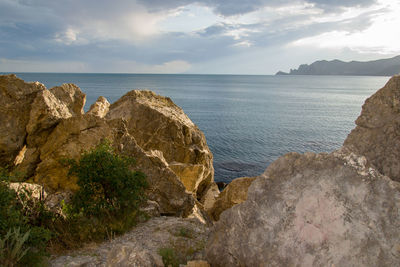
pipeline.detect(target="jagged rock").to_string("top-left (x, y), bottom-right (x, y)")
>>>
top-left (49, 84), bottom-right (86, 115)
top-left (344, 75), bottom-right (400, 182)
top-left (31, 114), bottom-right (194, 216)
top-left (32, 114), bottom-right (115, 191)
top-left (1, 75), bottom-right (207, 216)
top-left (50, 216), bottom-right (210, 267)
top-left (0, 74), bottom-right (45, 165)
top-left (114, 130), bottom-right (195, 216)
top-left (87, 96), bottom-right (110, 118)
top-left (199, 182), bottom-right (220, 211)
top-left (106, 90), bottom-right (214, 198)
top-left (208, 177), bottom-right (255, 221)
top-left (205, 151), bottom-right (400, 266)
top-left (26, 85), bottom-right (85, 147)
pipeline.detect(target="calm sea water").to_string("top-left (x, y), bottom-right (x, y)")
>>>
top-left (5, 73), bottom-right (389, 182)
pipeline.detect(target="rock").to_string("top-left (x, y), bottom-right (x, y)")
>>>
top-left (205, 151), bottom-right (400, 266)
top-left (26, 85), bottom-right (85, 147)
top-left (106, 90), bottom-right (214, 198)
top-left (0, 74), bottom-right (45, 165)
top-left (114, 130), bottom-right (195, 216)
top-left (199, 182), bottom-right (219, 211)
top-left (49, 84), bottom-right (86, 116)
top-left (185, 260), bottom-right (211, 267)
top-left (32, 114), bottom-right (115, 191)
top-left (50, 216), bottom-right (210, 267)
top-left (344, 75), bottom-right (400, 182)
top-left (32, 114), bottom-right (194, 216)
top-left (209, 177), bottom-right (255, 221)
top-left (87, 96), bottom-right (110, 118)
top-left (9, 182), bottom-right (47, 201)
top-left (139, 200), bottom-right (161, 218)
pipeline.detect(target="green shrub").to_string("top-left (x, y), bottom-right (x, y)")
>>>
top-left (0, 227), bottom-right (30, 266)
top-left (0, 169), bottom-right (52, 266)
top-left (158, 247), bottom-right (180, 267)
top-left (48, 140), bottom-right (149, 250)
top-left (66, 140), bottom-right (148, 218)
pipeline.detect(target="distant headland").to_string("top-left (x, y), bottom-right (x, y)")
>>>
top-left (276, 55), bottom-right (400, 76)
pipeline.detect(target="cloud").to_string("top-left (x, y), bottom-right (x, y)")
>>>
top-left (0, 0), bottom-right (397, 74)
top-left (137, 0), bottom-right (377, 16)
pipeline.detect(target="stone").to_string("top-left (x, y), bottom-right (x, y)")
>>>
top-left (87, 96), bottom-right (110, 118)
top-left (185, 260), bottom-right (210, 267)
top-left (32, 114), bottom-right (115, 191)
top-left (205, 151), bottom-right (400, 266)
top-left (106, 90), bottom-right (214, 198)
top-left (0, 74), bottom-right (45, 165)
top-left (208, 177), bottom-right (255, 221)
top-left (31, 114), bottom-right (194, 216)
top-left (26, 86), bottom-right (85, 147)
top-left (344, 75), bottom-right (400, 182)
top-left (50, 216), bottom-right (210, 267)
top-left (199, 182), bottom-right (219, 211)
top-left (49, 84), bottom-right (86, 116)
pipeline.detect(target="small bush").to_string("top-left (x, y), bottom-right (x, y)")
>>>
top-left (0, 228), bottom-right (30, 266)
top-left (158, 247), bottom-right (180, 267)
top-left (48, 140), bottom-right (148, 251)
top-left (0, 169), bottom-right (52, 266)
top-left (66, 140), bottom-right (148, 218)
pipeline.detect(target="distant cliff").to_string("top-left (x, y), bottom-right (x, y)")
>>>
top-left (276, 55), bottom-right (400, 76)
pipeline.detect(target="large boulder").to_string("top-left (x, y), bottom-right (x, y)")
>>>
top-left (0, 74), bottom-right (45, 165)
top-left (208, 177), bottom-right (255, 221)
top-left (32, 114), bottom-right (115, 191)
top-left (344, 75), bottom-right (400, 182)
top-left (106, 90), bottom-right (214, 198)
top-left (205, 151), bottom-right (400, 266)
top-left (31, 114), bottom-right (194, 216)
top-left (26, 84), bottom-right (86, 147)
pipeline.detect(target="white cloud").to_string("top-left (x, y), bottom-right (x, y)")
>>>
top-left (289, 0), bottom-right (400, 54)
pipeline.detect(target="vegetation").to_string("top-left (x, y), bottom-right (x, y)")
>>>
top-left (0, 140), bottom-right (148, 265)
top-left (65, 141), bottom-right (148, 217)
top-left (0, 167), bottom-right (52, 266)
top-left (158, 247), bottom-right (180, 267)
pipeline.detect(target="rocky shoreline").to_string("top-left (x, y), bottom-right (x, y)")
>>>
top-left (1, 74), bottom-right (400, 266)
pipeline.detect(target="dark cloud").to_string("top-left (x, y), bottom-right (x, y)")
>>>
top-left (137, 0), bottom-right (377, 16)
top-left (0, 0), bottom-right (389, 73)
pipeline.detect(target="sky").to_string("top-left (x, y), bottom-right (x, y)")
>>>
top-left (0, 0), bottom-right (399, 74)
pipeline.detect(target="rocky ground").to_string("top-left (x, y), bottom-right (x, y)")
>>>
top-left (50, 216), bottom-right (210, 267)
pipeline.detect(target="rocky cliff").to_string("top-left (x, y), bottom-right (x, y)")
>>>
top-left (205, 75), bottom-right (400, 266)
top-left (344, 75), bottom-right (400, 182)
top-left (0, 74), bottom-right (214, 216)
top-left (276, 55), bottom-right (400, 76)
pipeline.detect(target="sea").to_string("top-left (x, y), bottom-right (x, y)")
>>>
top-left (3, 73), bottom-right (390, 183)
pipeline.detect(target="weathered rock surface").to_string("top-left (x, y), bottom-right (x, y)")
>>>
top-left (87, 96), bottom-right (110, 118)
top-left (200, 182), bottom-right (220, 211)
top-left (26, 84), bottom-right (85, 147)
top-left (344, 75), bottom-right (400, 182)
top-left (32, 114), bottom-right (115, 191)
top-left (50, 216), bottom-right (210, 267)
top-left (31, 114), bottom-right (194, 216)
top-left (0, 74), bottom-right (208, 216)
top-left (0, 74), bottom-right (45, 164)
top-left (106, 90), bottom-right (214, 198)
top-left (208, 176), bottom-right (255, 221)
top-left (206, 151), bottom-right (400, 266)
